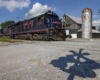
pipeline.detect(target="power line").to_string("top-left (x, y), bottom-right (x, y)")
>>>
top-left (0, 15), bottom-right (22, 19)
top-left (1, 0), bottom-right (25, 1)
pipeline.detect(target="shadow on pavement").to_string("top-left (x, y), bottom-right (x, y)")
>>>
top-left (50, 49), bottom-right (100, 80)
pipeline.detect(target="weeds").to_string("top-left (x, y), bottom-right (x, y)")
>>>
top-left (0, 36), bottom-right (22, 43)
top-left (0, 36), bottom-right (11, 42)
top-left (65, 38), bottom-right (70, 41)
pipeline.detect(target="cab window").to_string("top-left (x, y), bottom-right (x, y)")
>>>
top-left (38, 17), bottom-right (41, 21)
top-left (38, 16), bottom-right (44, 21)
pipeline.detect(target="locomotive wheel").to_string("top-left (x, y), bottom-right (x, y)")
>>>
top-left (30, 35), bottom-right (33, 40)
top-left (35, 37), bottom-right (39, 40)
top-left (44, 35), bottom-right (48, 41)
top-left (44, 36), bottom-right (47, 41)
top-left (15, 35), bottom-right (18, 39)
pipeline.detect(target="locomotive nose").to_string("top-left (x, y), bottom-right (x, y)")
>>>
top-left (52, 19), bottom-right (61, 29)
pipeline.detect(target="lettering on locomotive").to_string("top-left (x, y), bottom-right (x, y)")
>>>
top-left (23, 20), bottom-right (34, 30)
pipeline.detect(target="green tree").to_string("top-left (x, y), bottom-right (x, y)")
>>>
top-left (0, 20), bottom-right (15, 29)
top-left (98, 27), bottom-right (100, 31)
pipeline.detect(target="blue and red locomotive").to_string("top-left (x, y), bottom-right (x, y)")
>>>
top-left (0, 11), bottom-right (66, 40)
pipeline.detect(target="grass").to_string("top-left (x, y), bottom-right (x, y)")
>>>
top-left (0, 36), bottom-right (11, 42)
top-left (0, 36), bottom-right (22, 43)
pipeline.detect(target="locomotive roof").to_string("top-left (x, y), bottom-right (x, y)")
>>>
top-left (7, 24), bottom-right (14, 28)
top-left (7, 21), bottom-right (22, 28)
top-left (13, 21), bottom-right (22, 25)
top-left (7, 11), bottom-right (59, 28)
top-left (24, 11), bottom-right (58, 21)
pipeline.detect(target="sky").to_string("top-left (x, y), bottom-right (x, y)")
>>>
top-left (0, 0), bottom-right (100, 29)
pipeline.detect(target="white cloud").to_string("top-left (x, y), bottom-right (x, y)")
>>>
top-left (93, 19), bottom-right (100, 26)
top-left (0, 0), bottom-right (30, 12)
top-left (25, 2), bottom-right (56, 18)
top-left (93, 15), bottom-right (99, 18)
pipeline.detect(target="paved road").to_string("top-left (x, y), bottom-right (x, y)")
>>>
top-left (0, 39), bottom-right (100, 80)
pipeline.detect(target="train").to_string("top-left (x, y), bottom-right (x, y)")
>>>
top-left (0, 10), bottom-right (66, 41)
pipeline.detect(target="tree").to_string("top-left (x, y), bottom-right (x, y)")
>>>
top-left (0, 20), bottom-right (15, 29)
top-left (98, 27), bottom-right (100, 31)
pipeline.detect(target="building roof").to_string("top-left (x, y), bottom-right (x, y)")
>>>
top-left (82, 8), bottom-right (92, 13)
top-left (65, 14), bottom-right (82, 24)
top-left (65, 14), bottom-right (96, 27)
top-left (92, 29), bottom-right (100, 33)
top-left (78, 29), bottom-right (100, 33)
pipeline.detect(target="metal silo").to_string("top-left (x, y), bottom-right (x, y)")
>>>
top-left (82, 8), bottom-right (92, 38)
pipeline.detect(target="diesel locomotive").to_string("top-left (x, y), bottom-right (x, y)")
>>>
top-left (0, 11), bottom-right (66, 40)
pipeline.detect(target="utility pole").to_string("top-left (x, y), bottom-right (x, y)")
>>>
top-left (61, 17), bottom-right (65, 29)
top-left (61, 18), bottom-right (63, 28)
top-left (22, 17), bottom-right (23, 21)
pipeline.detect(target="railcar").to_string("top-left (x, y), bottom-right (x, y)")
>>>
top-left (0, 11), bottom-right (66, 40)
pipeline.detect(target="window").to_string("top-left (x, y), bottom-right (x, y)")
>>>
top-left (25, 25), bottom-right (28, 30)
top-left (9, 28), bottom-right (11, 33)
top-left (38, 16), bottom-right (44, 21)
top-left (37, 16), bottom-right (43, 25)
top-left (15, 26), bottom-right (17, 32)
top-left (38, 17), bottom-right (42, 21)
top-left (29, 24), bottom-right (31, 28)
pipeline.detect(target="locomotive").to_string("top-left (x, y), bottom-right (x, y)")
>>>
top-left (0, 11), bottom-right (66, 40)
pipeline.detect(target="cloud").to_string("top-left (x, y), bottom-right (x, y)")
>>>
top-left (92, 19), bottom-right (100, 26)
top-left (0, 0), bottom-right (30, 12)
top-left (25, 2), bottom-right (56, 18)
top-left (93, 15), bottom-right (99, 18)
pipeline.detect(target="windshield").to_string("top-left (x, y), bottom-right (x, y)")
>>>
top-left (47, 15), bottom-right (58, 19)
